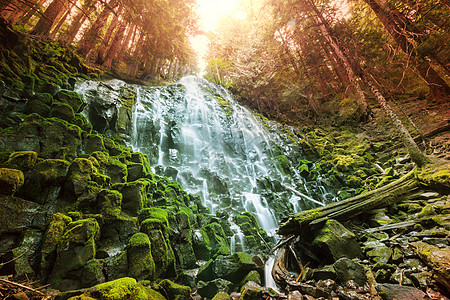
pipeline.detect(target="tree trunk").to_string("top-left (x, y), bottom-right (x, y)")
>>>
top-left (308, 0), bottom-right (372, 120)
top-left (77, 0), bottom-right (118, 57)
top-left (94, 12), bottom-right (120, 64)
top-left (48, 0), bottom-right (75, 39)
top-left (61, 0), bottom-right (95, 45)
top-left (31, 0), bottom-right (67, 36)
top-left (102, 21), bottom-right (126, 68)
top-left (364, 0), bottom-right (450, 103)
top-left (17, 0), bottom-right (42, 25)
top-left (361, 74), bottom-right (429, 166)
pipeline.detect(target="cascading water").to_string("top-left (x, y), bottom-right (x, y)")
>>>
top-left (76, 75), bottom-right (339, 288)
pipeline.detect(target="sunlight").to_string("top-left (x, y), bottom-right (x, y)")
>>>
top-left (190, 0), bottom-right (240, 73)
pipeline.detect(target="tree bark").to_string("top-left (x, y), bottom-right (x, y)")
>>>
top-left (61, 0), bottom-right (95, 45)
top-left (94, 12), bottom-right (120, 64)
top-left (309, 0), bottom-right (372, 120)
top-left (102, 21), bottom-right (126, 68)
top-left (31, 0), bottom-right (68, 36)
top-left (48, 0), bottom-right (75, 39)
top-left (77, 0), bottom-right (118, 57)
top-left (364, 0), bottom-right (450, 103)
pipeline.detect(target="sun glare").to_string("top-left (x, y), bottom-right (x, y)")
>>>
top-left (191, 0), bottom-right (240, 74)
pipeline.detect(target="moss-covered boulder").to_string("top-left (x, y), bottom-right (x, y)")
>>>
top-left (197, 279), bottom-right (234, 299)
top-left (49, 102), bottom-right (75, 122)
top-left (312, 219), bottom-right (363, 264)
top-left (67, 277), bottom-right (165, 300)
top-left (54, 90), bottom-right (84, 113)
top-left (240, 281), bottom-right (264, 300)
top-left (127, 232), bottom-right (155, 281)
top-left (97, 189), bottom-right (122, 217)
top-left (196, 222), bottom-right (230, 260)
top-left (18, 158), bottom-right (70, 204)
top-left (156, 279), bottom-right (191, 300)
top-left (0, 168), bottom-right (24, 195)
top-left (213, 252), bottom-right (263, 284)
top-left (65, 158), bottom-right (95, 196)
top-left (2, 151), bottom-right (37, 171)
top-left (49, 218), bottom-right (100, 290)
top-left (146, 227), bottom-right (176, 278)
top-left (83, 135), bottom-right (106, 155)
top-left (114, 179), bottom-right (153, 216)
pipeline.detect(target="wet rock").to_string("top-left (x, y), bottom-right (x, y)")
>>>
top-left (213, 252), bottom-right (263, 284)
top-left (0, 168), bottom-right (24, 195)
top-left (288, 290), bottom-right (304, 300)
top-left (366, 242), bottom-right (393, 264)
top-left (197, 259), bottom-right (215, 282)
top-left (12, 229), bottom-right (41, 277)
top-left (312, 219), bottom-right (363, 263)
top-left (333, 257), bottom-right (367, 287)
top-left (2, 151), bottom-right (38, 172)
top-left (82, 134), bottom-right (106, 155)
top-left (240, 281), bottom-right (264, 300)
top-left (212, 292), bottom-right (231, 300)
top-left (240, 270), bottom-right (262, 287)
top-left (127, 232), bottom-right (155, 281)
top-left (197, 278), bottom-right (234, 299)
top-left (49, 102), bottom-right (75, 122)
top-left (197, 222), bottom-right (230, 259)
top-left (157, 279), bottom-right (191, 300)
top-left (312, 265), bottom-right (337, 281)
top-left (104, 251), bottom-right (128, 281)
top-left (54, 90), bottom-right (84, 113)
top-left (113, 179), bottom-right (153, 216)
top-left (375, 283), bottom-right (426, 300)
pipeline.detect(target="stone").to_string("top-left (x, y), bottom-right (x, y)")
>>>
top-left (213, 252), bottom-right (263, 284)
top-left (157, 279), bottom-right (191, 300)
top-left (197, 259), bottom-right (216, 282)
top-left (65, 158), bottom-right (94, 196)
top-left (333, 257), bottom-right (367, 287)
top-left (82, 134), bottom-right (106, 155)
top-left (54, 90), bottom-right (84, 112)
top-left (12, 229), bottom-right (41, 277)
top-left (197, 279), bottom-right (234, 299)
top-left (2, 151), bottom-right (38, 171)
top-left (175, 242), bottom-right (197, 269)
top-left (68, 277), bottom-right (165, 300)
top-left (421, 192), bottom-right (440, 200)
top-left (288, 290), bottom-right (304, 300)
top-left (97, 189), bottom-right (122, 217)
top-left (366, 243), bottom-right (393, 264)
top-left (212, 292), bottom-right (231, 300)
top-left (0, 168), bottom-right (24, 195)
top-left (376, 283), bottom-right (426, 300)
top-left (240, 270), bottom-right (261, 287)
top-left (198, 222), bottom-right (230, 259)
top-left (146, 228), bottom-right (176, 278)
top-left (411, 241), bottom-right (450, 291)
top-left (240, 281), bottom-right (263, 300)
top-left (50, 102), bottom-right (75, 122)
top-left (114, 178), bottom-right (153, 216)
top-left (104, 251), bottom-right (128, 281)
top-left (312, 219), bottom-right (363, 263)
top-left (127, 232), bottom-right (155, 281)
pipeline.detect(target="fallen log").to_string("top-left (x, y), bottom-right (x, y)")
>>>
top-left (278, 170), bottom-right (419, 236)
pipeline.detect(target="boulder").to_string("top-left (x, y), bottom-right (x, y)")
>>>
top-left (49, 102), bottom-right (75, 122)
top-left (197, 222), bottom-right (230, 259)
top-left (197, 259), bottom-right (215, 282)
top-left (312, 219), bottom-right (363, 263)
top-left (12, 229), bottom-right (41, 278)
top-left (214, 252), bottom-right (263, 284)
top-left (375, 283), bottom-right (426, 300)
top-left (157, 279), bottom-right (191, 300)
top-left (114, 179), bottom-right (153, 216)
top-left (0, 168), bottom-right (24, 195)
top-left (333, 257), bottom-right (367, 287)
top-left (66, 277), bottom-right (165, 300)
top-left (65, 158), bottom-right (94, 196)
top-left (127, 232), bottom-right (155, 281)
top-left (212, 292), bottom-right (231, 300)
top-left (197, 278), bottom-right (234, 299)
top-left (240, 281), bottom-right (264, 300)
top-left (54, 90), bottom-right (84, 112)
top-left (2, 151), bottom-right (37, 172)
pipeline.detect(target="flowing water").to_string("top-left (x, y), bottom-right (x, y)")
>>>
top-left (76, 76), bottom-right (338, 287)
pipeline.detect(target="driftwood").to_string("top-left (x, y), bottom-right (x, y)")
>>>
top-left (278, 170), bottom-right (419, 236)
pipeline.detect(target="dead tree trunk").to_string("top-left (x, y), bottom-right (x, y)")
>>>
top-left (31, 0), bottom-right (68, 35)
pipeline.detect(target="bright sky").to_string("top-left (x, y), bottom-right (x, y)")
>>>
top-left (191, 0), bottom-right (241, 73)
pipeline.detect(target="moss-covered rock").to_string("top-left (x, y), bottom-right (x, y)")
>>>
top-left (97, 189), bottom-right (122, 217)
top-left (67, 277), bottom-right (165, 300)
top-left (146, 228), bottom-right (176, 278)
top-left (240, 281), bottom-right (264, 300)
top-left (197, 279), bottom-right (234, 299)
top-left (157, 279), bottom-right (191, 300)
top-left (83, 135), bottom-right (106, 155)
top-left (65, 158), bottom-right (95, 196)
top-left (113, 179), bottom-right (153, 216)
top-left (0, 168), bottom-right (24, 195)
top-left (312, 219), bottom-right (363, 264)
top-left (2, 151), bottom-right (37, 171)
top-left (197, 222), bottom-right (230, 260)
top-left (127, 232), bottom-right (155, 281)
top-left (54, 90), bottom-right (84, 113)
top-left (49, 102), bottom-right (75, 122)
top-left (213, 252), bottom-right (263, 284)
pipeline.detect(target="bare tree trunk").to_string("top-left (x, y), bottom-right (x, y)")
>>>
top-left (308, 0), bottom-right (372, 120)
top-left (61, 0), bottom-right (95, 45)
top-left (31, 0), bottom-right (68, 35)
top-left (364, 0), bottom-right (450, 103)
top-left (102, 21), bottom-right (126, 68)
top-left (17, 0), bottom-right (42, 25)
top-left (94, 12), bottom-right (119, 64)
top-left (77, 0), bottom-right (118, 56)
top-left (48, 0), bottom-right (74, 39)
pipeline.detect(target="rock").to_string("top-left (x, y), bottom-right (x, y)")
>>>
top-left (197, 279), bottom-right (234, 299)
top-left (333, 257), bottom-right (367, 287)
top-left (213, 252), bottom-right (263, 284)
top-left (49, 102), bottom-right (75, 122)
top-left (12, 229), bottom-right (41, 277)
top-left (411, 241), bottom-right (450, 292)
top-left (312, 219), bottom-right (363, 263)
top-left (197, 222), bottom-right (230, 259)
top-left (80, 259), bottom-right (105, 288)
top-left (97, 189), bottom-right (122, 217)
top-left (197, 259), bottom-right (216, 282)
top-left (288, 290), bottom-right (304, 300)
top-left (54, 90), bottom-right (84, 112)
top-left (146, 227), bottom-right (176, 278)
top-left (65, 158), bottom-right (94, 196)
top-left (157, 279), bottom-right (191, 300)
top-left (240, 270), bottom-right (262, 287)
top-left (82, 134), bottom-right (106, 155)
top-left (312, 265), bottom-right (337, 281)
top-left (376, 283), bottom-right (426, 300)
top-left (127, 232), bottom-right (155, 281)
top-left (212, 292), bottom-right (231, 300)
top-left (114, 178), bottom-right (154, 216)
top-left (104, 251), bottom-right (128, 281)
top-left (366, 243), bottom-right (393, 264)
top-left (420, 192), bottom-right (440, 200)
top-left (175, 242), bottom-right (197, 269)
top-left (2, 151), bottom-right (38, 171)
top-left (0, 168), bottom-right (24, 195)
top-left (66, 277), bottom-right (165, 300)
top-left (240, 281), bottom-right (263, 300)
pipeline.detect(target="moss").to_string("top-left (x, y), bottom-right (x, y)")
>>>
top-left (127, 233), bottom-right (156, 281)
top-left (98, 189), bottom-right (122, 217)
top-left (215, 96), bottom-right (233, 116)
top-left (274, 154), bottom-right (292, 176)
top-left (49, 102), bottom-right (75, 122)
top-left (157, 279), bottom-right (191, 300)
top-left (62, 218), bottom-right (100, 246)
top-left (2, 151), bottom-right (37, 171)
top-left (0, 168), bottom-right (24, 195)
top-left (138, 207), bottom-right (170, 225)
top-left (54, 90), bottom-right (85, 113)
top-left (416, 164), bottom-right (450, 193)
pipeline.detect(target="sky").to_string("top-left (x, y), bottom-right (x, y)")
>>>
top-left (191, 0), bottom-right (241, 72)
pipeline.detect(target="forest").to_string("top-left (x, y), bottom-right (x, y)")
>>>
top-left (0, 0), bottom-right (449, 299)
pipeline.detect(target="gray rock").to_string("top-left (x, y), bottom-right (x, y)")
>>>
top-left (333, 257), bottom-right (367, 287)
top-left (213, 252), bottom-right (263, 284)
top-left (197, 278), bottom-right (234, 299)
top-left (376, 283), bottom-right (426, 300)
